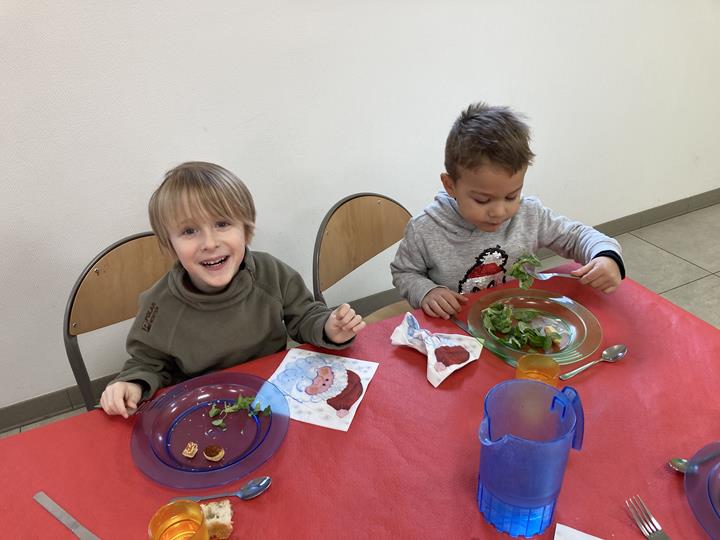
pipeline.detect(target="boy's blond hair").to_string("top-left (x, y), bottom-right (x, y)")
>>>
top-left (149, 162), bottom-right (256, 253)
top-left (444, 102), bottom-right (535, 178)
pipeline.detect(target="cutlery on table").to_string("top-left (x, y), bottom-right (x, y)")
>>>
top-left (94, 398), bottom-right (153, 415)
top-left (449, 316), bottom-right (472, 335)
top-left (667, 446), bottom-right (720, 474)
top-left (33, 491), bottom-right (100, 540)
top-left (559, 344), bottom-right (628, 380)
top-left (524, 268), bottom-right (579, 281)
top-left (625, 494), bottom-right (670, 539)
top-left (449, 316), bottom-right (484, 342)
top-left (667, 458), bottom-right (689, 474)
top-left (172, 475), bottom-right (272, 503)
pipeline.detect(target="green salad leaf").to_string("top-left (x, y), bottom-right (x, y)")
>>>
top-left (508, 253), bottom-right (542, 289)
top-left (207, 395), bottom-right (271, 431)
top-left (481, 301), bottom-right (561, 353)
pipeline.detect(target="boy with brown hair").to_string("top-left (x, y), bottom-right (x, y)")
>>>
top-left (391, 102), bottom-right (624, 319)
top-left (101, 161), bottom-right (365, 417)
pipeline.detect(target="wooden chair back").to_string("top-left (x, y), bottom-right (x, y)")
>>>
top-left (67, 233), bottom-right (174, 335)
top-left (63, 232), bottom-right (174, 409)
top-left (313, 193), bottom-right (411, 304)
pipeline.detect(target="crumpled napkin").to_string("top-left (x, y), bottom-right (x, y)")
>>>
top-left (390, 313), bottom-right (483, 387)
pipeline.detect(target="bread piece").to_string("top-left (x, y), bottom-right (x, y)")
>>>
top-left (182, 441), bottom-right (198, 458)
top-left (203, 445), bottom-right (225, 462)
top-left (200, 499), bottom-right (233, 540)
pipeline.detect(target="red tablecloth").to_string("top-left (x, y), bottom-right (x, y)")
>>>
top-left (2, 268), bottom-right (719, 539)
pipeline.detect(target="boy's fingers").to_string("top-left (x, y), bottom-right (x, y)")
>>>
top-left (571, 263), bottom-right (591, 277)
top-left (352, 321), bottom-right (366, 333)
top-left (339, 310), bottom-right (358, 326)
top-left (452, 292), bottom-right (469, 303)
top-left (433, 301), bottom-right (451, 319)
top-left (438, 296), bottom-right (459, 315)
top-left (334, 303), bottom-right (350, 318)
top-left (422, 303), bottom-right (439, 318)
top-left (112, 392), bottom-right (128, 418)
top-left (342, 314), bottom-right (362, 330)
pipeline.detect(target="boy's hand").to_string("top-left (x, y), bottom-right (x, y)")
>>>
top-left (571, 256), bottom-right (622, 294)
top-left (100, 381), bottom-right (143, 419)
top-left (325, 303), bottom-right (366, 343)
top-left (421, 287), bottom-right (469, 319)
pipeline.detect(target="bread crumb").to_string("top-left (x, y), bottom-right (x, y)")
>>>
top-left (181, 441), bottom-right (198, 458)
top-left (203, 445), bottom-right (225, 462)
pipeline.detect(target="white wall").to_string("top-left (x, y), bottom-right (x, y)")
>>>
top-left (2, 1), bottom-right (719, 408)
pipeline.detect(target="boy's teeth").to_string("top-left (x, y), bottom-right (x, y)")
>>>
top-left (201, 256), bottom-right (228, 267)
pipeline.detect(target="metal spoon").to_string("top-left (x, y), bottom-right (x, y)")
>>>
top-left (668, 458), bottom-right (688, 474)
top-left (559, 344), bottom-right (628, 380)
top-left (668, 448), bottom-right (720, 474)
top-left (172, 475), bottom-right (272, 502)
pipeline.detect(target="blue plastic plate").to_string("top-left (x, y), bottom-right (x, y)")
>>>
top-left (684, 441), bottom-right (720, 538)
top-left (131, 372), bottom-right (289, 489)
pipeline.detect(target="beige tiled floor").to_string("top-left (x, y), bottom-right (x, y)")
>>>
top-left (541, 202), bottom-right (720, 329)
top-left (2, 203), bottom-right (719, 438)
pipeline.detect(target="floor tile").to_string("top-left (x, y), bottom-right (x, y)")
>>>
top-left (616, 234), bottom-right (709, 293)
top-left (661, 274), bottom-right (720, 328)
top-left (20, 408), bottom-right (85, 432)
top-left (539, 254), bottom-right (572, 271)
top-left (631, 204), bottom-right (720, 272)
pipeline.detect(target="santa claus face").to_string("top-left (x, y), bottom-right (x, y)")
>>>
top-left (305, 366), bottom-right (335, 395)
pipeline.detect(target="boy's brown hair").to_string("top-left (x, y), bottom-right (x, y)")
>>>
top-left (148, 161), bottom-right (256, 254)
top-left (444, 102), bottom-right (535, 178)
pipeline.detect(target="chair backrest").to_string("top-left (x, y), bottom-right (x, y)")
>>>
top-left (63, 232), bottom-right (175, 410)
top-left (312, 193), bottom-right (412, 304)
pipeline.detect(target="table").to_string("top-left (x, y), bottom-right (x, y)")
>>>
top-left (2, 266), bottom-right (719, 539)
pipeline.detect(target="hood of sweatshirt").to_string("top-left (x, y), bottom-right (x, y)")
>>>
top-left (423, 191), bottom-right (509, 237)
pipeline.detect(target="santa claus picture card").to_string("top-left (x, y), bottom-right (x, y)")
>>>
top-left (268, 349), bottom-right (379, 431)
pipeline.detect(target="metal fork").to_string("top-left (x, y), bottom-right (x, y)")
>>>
top-left (525, 268), bottom-right (578, 281)
top-left (625, 495), bottom-right (670, 539)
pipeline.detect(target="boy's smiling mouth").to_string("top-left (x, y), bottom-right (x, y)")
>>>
top-left (200, 255), bottom-right (229, 268)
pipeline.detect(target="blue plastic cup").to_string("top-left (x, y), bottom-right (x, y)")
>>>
top-left (477, 379), bottom-right (584, 537)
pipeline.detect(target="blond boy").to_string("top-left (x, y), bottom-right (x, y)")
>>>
top-left (101, 162), bottom-right (365, 417)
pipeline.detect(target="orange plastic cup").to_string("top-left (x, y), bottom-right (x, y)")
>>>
top-left (148, 500), bottom-right (209, 540)
top-left (515, 354), bottom-right (560, 387)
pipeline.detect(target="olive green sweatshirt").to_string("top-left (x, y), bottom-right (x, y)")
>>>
top-left (112, 249), bottom-right (348, 399)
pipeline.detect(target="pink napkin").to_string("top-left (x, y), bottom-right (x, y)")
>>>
top-left (390, 313), bottom-right (483, 387)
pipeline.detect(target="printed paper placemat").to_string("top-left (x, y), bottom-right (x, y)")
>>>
top-left (268, 349), bottom-right (378, 431)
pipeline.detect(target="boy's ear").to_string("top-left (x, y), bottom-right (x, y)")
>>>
top-left (440, 173), bottom-right (457, 198)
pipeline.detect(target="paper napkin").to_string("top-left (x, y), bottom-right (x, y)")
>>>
top-left (554, 523), bottom-right (603, 540)
top-left (268, 349), bottom-right (378, 432)
top-left (390, 313), bottom-right (482, 387)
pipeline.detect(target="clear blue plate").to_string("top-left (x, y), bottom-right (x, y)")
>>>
top-left (467, 288), bottom-right (602, 367)
top-left (131, 372), bottom-right (289, 489)
top-left (684, 441), bottom-right (720, 539)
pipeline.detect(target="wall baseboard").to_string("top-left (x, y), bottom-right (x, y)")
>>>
top-left (3, 186), bottom-right (719, 434)
top-left (1, 374), bottom-right (116, 432)
top-left (594, 186), bottom-right (720, 238)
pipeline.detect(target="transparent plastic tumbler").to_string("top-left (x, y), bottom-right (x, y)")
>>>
top-left (477, 379), bottom-right (584, 537)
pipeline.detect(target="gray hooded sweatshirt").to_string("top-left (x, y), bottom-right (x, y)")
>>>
top-left (391, 191), bottom-right (622, 308)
